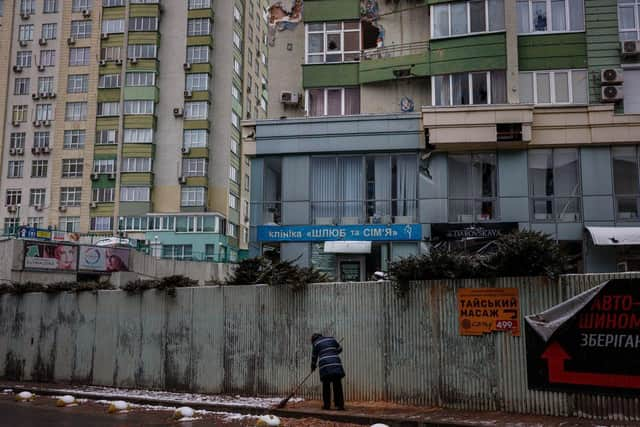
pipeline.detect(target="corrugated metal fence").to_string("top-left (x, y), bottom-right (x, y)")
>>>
top-left (1, 273), bottom-right (639, 420)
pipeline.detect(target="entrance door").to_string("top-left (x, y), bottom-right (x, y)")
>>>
top-left (338, 257), bottom-right (365, 282)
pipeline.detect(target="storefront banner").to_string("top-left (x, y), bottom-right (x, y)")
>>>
top-left (430, 222), bottom-right (519, 242)
top-left (24, 242), bottom-right (78, 271)
top-left (257, 224), bottom-right (422, 242)
top-left (78, 246), bottom-right (130, 272)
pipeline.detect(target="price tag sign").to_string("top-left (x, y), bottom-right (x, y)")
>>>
top-left (458, 288), bottom-right (520, 337)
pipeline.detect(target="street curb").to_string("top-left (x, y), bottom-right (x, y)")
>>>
top-left (3, 384), bottom-right (470, 427)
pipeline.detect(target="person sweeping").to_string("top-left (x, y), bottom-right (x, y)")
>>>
top-left (311, 333), bottom-right (345, 410)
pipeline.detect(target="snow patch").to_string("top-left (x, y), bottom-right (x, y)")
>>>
top-left (257, 415), bottom-right (281, 426)
top-left (15, 391), bottom-right (34, 401)
top-left (1, 389), bottom-right (13, 394)
top-left (55, 395), bottom-right (76, 406)
top-left (174, 406), bottom-right (195, 419)
top-left (371, 424), bottom-right (390, 427)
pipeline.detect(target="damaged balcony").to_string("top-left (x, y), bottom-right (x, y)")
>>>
top-left (359, 41), bottom-right (430, 84)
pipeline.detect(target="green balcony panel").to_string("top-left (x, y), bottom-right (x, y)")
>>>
top-left (304, 0), bottom-right (359, 22)
top-left (102, 7), bottom-right (125, 19)
top-left (91, 176), bottom-right (116, 189)
top-left (93, 152), bottom-right (117, 161)
top-left (124, 115), bottom-right (156, 129)
top-left (188, 8), bottom-right (214, 19)
top-left (519, 33), bottom-right (587, 71)
top-left (230, 181), bottom-right (240, 195)
top-left (185, 176), bottom-right (208, 187)
top-left (187, 35), bottom-right (214, 47)
top-left (186, 63), bottom-right (212, 74)
top-left (100, 34), bottom-right (125, 47)
top-left (183, 147), bottom-right (209, 159)
top-left (360, 52), bottom-right (430, 84)
top-left (124, 86), bottom-right (159, 101)
top-left (126, 59), bottom-right (159, 72)
top-left (128, 32), bottom-right (161, 45)
top-left (190, 90), bottom-right (211, 101)
top-left (91, 203), bottom-right (115, 216)
top-left (121, 172), bottom-right (153, 186)
top-left (122, 143), bottom-right (154, 157)
top-left (429, 33), bottom-right (507, 75)
top-left (96, 117), bottom-right (119, 130)
top-left (97, 88), bottom-right (121, 102)
top-left (181, 206), bottom-right (206, 213)
top-left (232, 98), bottom-right (242, 115)
top-left (120, 201), bottom-right (152, 216)
top-left (303, 63), bottom-right (359, 88)
top-left (129, 4), bottom-right (160, 17)
top-left (183, 119), bottom-right (210, 130)
top-left (427, 0), bottom-right (453, 4)
top-left (99, 63), bottom-right (124, 75)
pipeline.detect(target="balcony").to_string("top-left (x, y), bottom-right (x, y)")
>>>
top-left (359, 41), bottom-right (429, 84)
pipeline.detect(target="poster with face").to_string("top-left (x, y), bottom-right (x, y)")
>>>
top-left (78, 246), bottom-right (129, 272)
top-left (24, 243), bottom-right (78, 271)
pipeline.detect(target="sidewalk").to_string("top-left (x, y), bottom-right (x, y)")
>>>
top-left (1, 381), bottom-right (635, 427)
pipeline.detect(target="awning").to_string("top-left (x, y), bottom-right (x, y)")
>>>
top-left (585, 226), bottom-right (640, 246)
top-left (324, 241), bottom-right (372, 254)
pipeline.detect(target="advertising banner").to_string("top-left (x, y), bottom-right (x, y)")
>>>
top-left (24, 242), bottom-right (78, 271)
top-left (458, 288), bottom-right (520, 336)
top-left (431, 222), bottom-right (518, 242)
top-left (526, 279), bottom-right (640, 394)
top-left (78, 246), bottom-right (129, 272)
top-left (257, 224), bottom-right (422, 242)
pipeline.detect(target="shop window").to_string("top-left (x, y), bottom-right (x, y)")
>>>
top-left (612, 146), bottom-right (640, 220)
top-left (448, 153), bottom-right (498, 222)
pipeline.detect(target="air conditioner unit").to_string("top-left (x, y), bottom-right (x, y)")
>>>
top-left (37, 64), bottom-right (45, 72)
top-left (184, 90), bottom-right (192, 98)
top-left (280, 91), bottom-right (300, 105)
top-left (38, 38), bottom-right (47, 46)
top-left (58, 206), bottom-right (67, 212)
top-left (181, 147), bottom-right (190, 154)
top-left (82, 9), bottom-right (91, 17)
top-left (33, 120), bottom-right (42, 127)
top-left (12, 120), bottom-right (21, 127)
top-left (173, 107), bottom-right (184, 117)
top-left (48, 92), bottom-right (56, 99)
top-left (601, 68), bottom-right (623, 85)
top-left (99, 59), bottom-right (107, 66)
top-left (13, 65), bottom-right (23, 73)
top-left (91, 173), bottom-right (99, 180)
top-left (34, 205), bottom-right (43, 211)
top-left (67, 37), bottom-right (76, 45)
top-left (101, 33), bottom-right (109, 40)
top-left (7, 206), bottom-right (17, 213)
top-left (108, 173), bottom-right (116, 180)
top-left (21, 12), bottom-right (30, 20)
top-left (39, 91), bottom-right (48, 98)
top-left (42, 146), bottom-right (51, 153)
top-left (179, 176), bottom-right (187, 184)
top-left (9, 148), bottom-right (16, 155)
top-left (31, 147), bottom-right (41, 154)
top-left (601, 85), bottom-right (623, 102)
top-left (90, 201), bottom-right (97, 208)
top-left (183, 62), bottom-right (192, 70)
top-left (129, 57), bottom-right (138, 64)
top-left (115, 58), bottom-right (123, 65)
top-left (16, 148), bottom-right (24, 155)
top-left (42, 121), bottom-right (51, 128)
top-left (19, 40), bottom-right (28, 47)
top-left (622, 40), bottom-right (640, 57)
top-left (31, 93), bottom-right (39, 100)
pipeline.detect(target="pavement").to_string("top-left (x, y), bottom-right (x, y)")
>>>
top-left (1, 381), bottom-right (637, 427)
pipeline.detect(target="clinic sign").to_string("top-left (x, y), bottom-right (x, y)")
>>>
top-left (257, 224), bottom-right (422, 242)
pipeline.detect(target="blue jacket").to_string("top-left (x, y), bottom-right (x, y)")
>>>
top-left (311, 336), bottom-right (345, 381)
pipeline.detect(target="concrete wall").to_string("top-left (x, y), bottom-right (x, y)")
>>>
top-left (2, 274), bottom-right (640, 421)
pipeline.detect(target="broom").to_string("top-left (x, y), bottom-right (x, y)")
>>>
top-left (275, 369), bottom-right (315, 409)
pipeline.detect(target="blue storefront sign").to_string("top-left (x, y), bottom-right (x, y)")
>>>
top-left (257, 224), bottom-right (422, 242)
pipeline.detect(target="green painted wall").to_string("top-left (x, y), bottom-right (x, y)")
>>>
top-left (122, 144), bottom-right (154, 157)
top-left (359, 52), bottom-right (430, 84)
top-left (187, 63), bottom-right (212, 74)
top-left (430, 33), bottom-right (507, 75)
top-left (91, 204), bottom-right (115, 216)
top-left (124, 115), bottom-right (155, 128)
top-left (303, 63), bottom-right (359, 88)
top-left (101, 34), bottom-right (125, 47)
top-left (190, 90), bottom-right (211, 102)
top-left (124, 86), bottom-right (159, 101)
top-left (304, 0), bottom-right (360, 22)
top-left (187, 36), bottom-right (214, 46)
top-left (120, 202), bottom-right (152, 216)
top-left (96, 118), bottom-right (119, 130)
top-left (188, 9), bottom-right (214, 19)
top-left (184, 147), bottom-right (209, 159)
top-left (585, 0), bottom-right (621, 103)
top-left (91, 175), bottom-right (116, 189)
top-left (129, 3), bottom-right (160, 17)
top-left (518, 33), bottom-right (587, 71)
top-left (126, 59), bottom-right (159, 72)
top-left (102, 7), bottom-right (125, 19)
top-left (94, 145), bottom-right (118, 156)
top-left (128, 32), bottom-right (160, 45)
top-left (121, 173), bottom-right (153, 186)
top-left (183, 119), bottom-right (210, 130)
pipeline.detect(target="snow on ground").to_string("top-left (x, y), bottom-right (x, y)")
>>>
top-left (94, 399), bottom-right (258, 422)
top-left (2, 389), bottom-right (13, 394)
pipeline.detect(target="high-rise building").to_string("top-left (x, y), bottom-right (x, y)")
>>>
top-left (246, 0), bottom-right (640, 278)
top-left (0, 0), bottom-right (270, 262)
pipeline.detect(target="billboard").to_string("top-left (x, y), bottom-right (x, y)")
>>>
top-left (24, 242), bottom-right (78, 271)
top-left (257, 224), bottom-right (422, 242)
top-left (78, 246), bottom-right (129, 272)
top-left (458, 288), bottom-right (520, 336)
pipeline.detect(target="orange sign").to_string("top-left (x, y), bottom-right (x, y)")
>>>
top-left (458, 288), bottom-right (520, 336)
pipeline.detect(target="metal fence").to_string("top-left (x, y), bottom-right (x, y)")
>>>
top-left (1, 274), bottom-right (639, 420)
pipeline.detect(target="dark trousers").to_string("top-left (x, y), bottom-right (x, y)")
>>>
top-left (322, 376), bottom-right (344, 409)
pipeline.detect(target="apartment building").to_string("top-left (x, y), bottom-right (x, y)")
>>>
top-left (0, 0), bottom-right (270, 262)
top-left (245, 0), bottom-right (640, 279)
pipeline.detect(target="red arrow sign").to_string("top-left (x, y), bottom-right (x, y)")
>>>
top-left (541, 342), bottom-right (640, 389)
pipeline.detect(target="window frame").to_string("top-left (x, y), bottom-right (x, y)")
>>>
top-left (517, 0), bottom-right (585, 34)
top-left (430, 0), bottom-right (506, 39)
top-left (305, 21), bottom-right (361, 64)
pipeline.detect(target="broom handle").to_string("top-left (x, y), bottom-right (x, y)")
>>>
top-left (289, 337), bottom-right (344, 400)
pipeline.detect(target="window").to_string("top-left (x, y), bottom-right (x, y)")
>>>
top-left (184, 130), bottom-right (208, 148)
top-left (71, 20), bottom-right (92, 39)
top-left (102, 19), bottom-right (124, 34)
top-left (119, 216), bottom-right (148, 231)
top-left (91, 217), bottom-right (113, 231)
top-left (68, 74), bottom-right (89, 93)
top-left (148, 215), bottom-right (176, 231)
top-left (233, 5), bottom-right (242, 23)
top-left (187, 18), bottom-right (212, 36)
top-left (517, 0), bottom-right (584, 33)
top-left (189, 0), bottom-right (211, 9)
top-left (103, 0), bottom-right (125, 6)
top-left (100, 46), bottom-right (122, 61)
top-left (64, 130), bottom-right (85, 149)
top-left (62, 159), bottom-right (84, 178)
top-left (33, 131), bottom-right (50, 148)
top-left (613, 146), bottom-right (640, 220)
top-left (92, 188), bottom-right (115, 203)
top-left (127, 44), bottom-right (157, 59)
top-left (230, 138), bottom-right (239, 155)
top-left (185, 102), bottom-right (208, 119)
top-left (181, 187), bottom-right (205, 206)
top-left (231, 85), bottom-right (240, 100)
top-left (162, 245), bottom-right (193, 260)
top-left (30, 189), bottom-right (45, 206)
top-left (98, 73), bottom-right (120, 88)
top-left (69, 47), bottom-right (90, 65)
top-left (519, 69), bottom-right (588, 104)
top-left (124, 100), bottom-right (154, 115)
top-left (10, 133), bottom-right (26, 150)
top-left (432, 70), bottom-right (507, 105)
top-left (28, 217), bottom-right (44, 228)
top-left (529, 149), bottom-right (581, 221)
top-left (129, 17), bottom-right (158, 32)
top-left (59, 216), bottom-right (80, 232)
top-left (31, 160), bottom-right (48, 177)
top-left (72, 0), bottom-right (90, 11)
top-left (97, 102), bottom-right (120, 117)
top-left (43, 0), bottom-right (58, 13)
top-left (232, 112), bottom-right (240, 128)
top-left (123, 128), bottom-right (153, 143)
top-left (121, 157), bottom-right (151, 172)
top-left (307, 87), bottom-right (361, 116)
top-left (12, 105), bottom-right (28, 122)
top-left (35, 104), bottom-right (53, 121)
top-left (8, 161), bottom-right (24, 178)
top-left (233, 31), bottom-right (242, 49)
top-left (448, 153), bottom-right (498, 222)
top-left (120, 186), bottom-right (150, 202)
top-left (4, 218), bottom-right (20, 235)
top-left (16, 51), bottom-right (32, 68)
top-left (14, 78), bottom-right (30, 95)
top-left (125, 72), bottom-right (154, 86)
top-left (227, 222), bottom-right (238, 238)
top-left (93, 159), bottom-right (115, 173)
top-left (39, 50), bottom-right (55, 67)
top-left (19, 24), bottom-right (34, 41)
top-left (229, 192), bottom-right (238, 210)
top-left (431, 0), bottom-right (505, 38)
top-left (60, 187), bottom-right (82, 206)
top-left (38, 76), bottom-right (54, 93)
top-left (97, 129), bottom-right (117, 145)
top-left (233, 58), bottom-right (242, 75)
top-left (186, 46), bottom-right (209, 63)
top-left (42, 23), bottom-right (57, 40)
top-left (619, 0), bottom-right (640, 40)
top-left (229, 165), bottom-right (238, 182)
top-left (6, 189), bottom-right (22, 206)
top-left (306, 21), bottom-right (360, 64)
top-left (186, 73), bottom-right (209, 91)
top-left (182, 158), bottom-right (207, 176)
top-left (244, 174), bottom-right (250, 191)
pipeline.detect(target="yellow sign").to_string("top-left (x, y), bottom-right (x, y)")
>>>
top-left (458, 288), bottom-right (520, 336)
